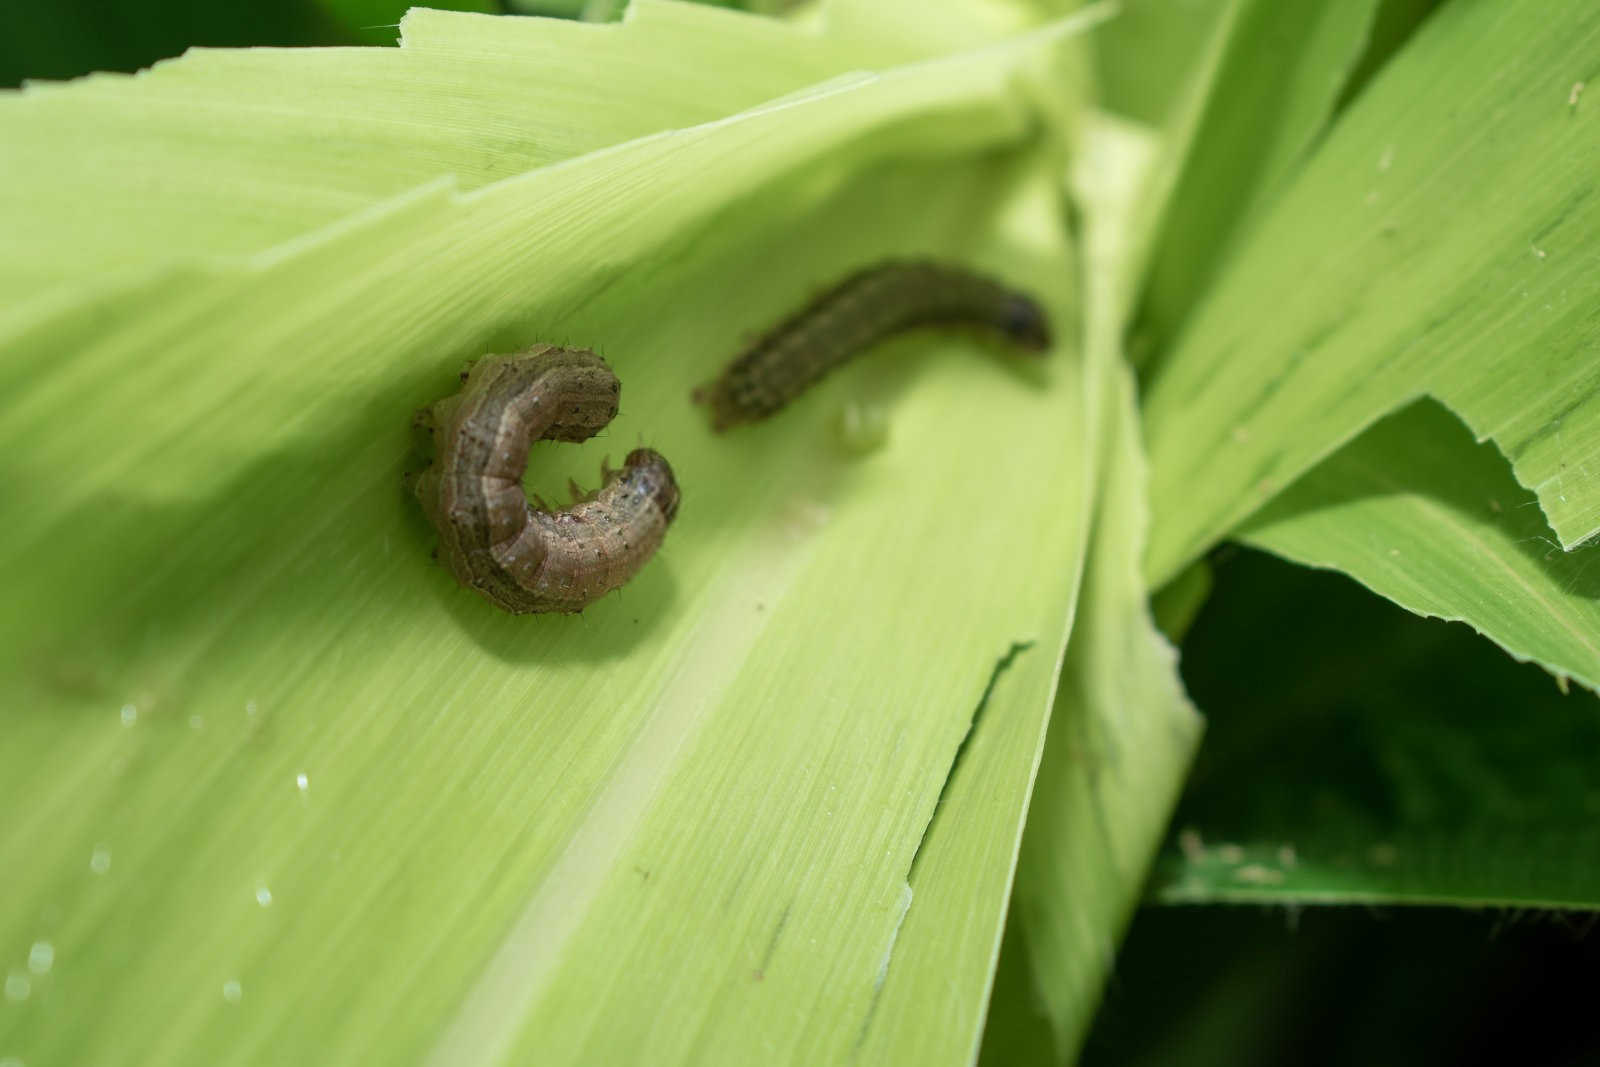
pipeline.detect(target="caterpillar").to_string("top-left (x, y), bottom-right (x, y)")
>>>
top-left (412, 345), bottom-right (679, 615)
top-left (694, 260), bottom-right (1051, 431)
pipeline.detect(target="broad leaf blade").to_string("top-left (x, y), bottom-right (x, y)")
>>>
top-left (775, 635), bottom-right (1060, 1065)
top-left (0, 13), bottom-right (1100, 1065)
top-left (1240, 400), bottom-right (1600, 693)
top-left (1143, 0), bottom-right (1600, 579)
top-left (0, 1), bottom-right (884, 303)
top-left (1135, 0), bottom-right (1382, 360)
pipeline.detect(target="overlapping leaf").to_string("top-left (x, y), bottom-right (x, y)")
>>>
top-left (1134, 0), bottom-right (1381, 362)
top-left (1149, 548), bottom-right (1600, 910)
top-left (0, 2), bottom-right (885, 303)
top-left (1241, 400), bottom-right (1600, 692)
top-left (0, 8), bottom-right (1108, 1063)
top-left (1142, 0), bottom-right (1600, 580)
top-left (978, 114), bottom-right (1202, 1064)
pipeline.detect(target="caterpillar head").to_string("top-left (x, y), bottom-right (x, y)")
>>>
top-left (998, 295), bottom-right (1051, 352)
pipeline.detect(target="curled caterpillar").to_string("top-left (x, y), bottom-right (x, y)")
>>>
top-left (412, 345), bottom-right (679, 614)
top-left (694, 260), bottom-right (1051, 431)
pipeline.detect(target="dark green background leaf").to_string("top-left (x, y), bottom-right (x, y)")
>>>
top-left (1152, 547), bottom-right (1600, 909)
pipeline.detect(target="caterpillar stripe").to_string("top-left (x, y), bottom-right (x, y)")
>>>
top-left (695, 260), bottom-right (1051, 431)
top-left (412, 345), bottom-right (679, 614)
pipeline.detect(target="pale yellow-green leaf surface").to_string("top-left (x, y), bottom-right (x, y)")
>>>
top-left (0, 0), bottom-right (967, 305)
top-left (0, 8), bottom-right (1109, 1065)
top-left (981, 113), bottom-right (1202, 1063)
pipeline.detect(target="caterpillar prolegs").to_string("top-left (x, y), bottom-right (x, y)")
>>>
top-left (412, 345), bottom-right (679, 615)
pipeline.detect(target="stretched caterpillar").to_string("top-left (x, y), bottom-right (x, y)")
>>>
top-left (412, 345), bottom-right (679, 615)
top-left (694, 260), bottom-right (1051, 431)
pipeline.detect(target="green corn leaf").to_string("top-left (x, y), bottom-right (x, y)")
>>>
top-left (11, 0), bottom-right (1600, 1058)
top-left (317, 0), bottom-right (499, 45)
top-left (1148, 548), bottom-right (1600, 910)
top-left (1334, 0), bottom-right (1447, 113)
top-left (1240, 400), bottom-right (1600, 693)
top-left (0, 6), bottom-right (1114, 1063)
top-left (1142, 0), bottom-right (1600, 580)
top-left (983, 113), bottom-right (1203, 1064)
top-left (1085, 0), bottom-right (1230, 128)
top-left (0, 2), bottom-right (897, 303)
top-left (0, 1), bottom-right (341, 87)
top-left (1135, 0), bottom-right (1383, 361)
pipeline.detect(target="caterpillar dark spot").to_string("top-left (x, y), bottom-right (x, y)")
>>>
top-left (694, 260), bottom-right (1051, 431)
top-left (412, 344), bottom-right (679, 615)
